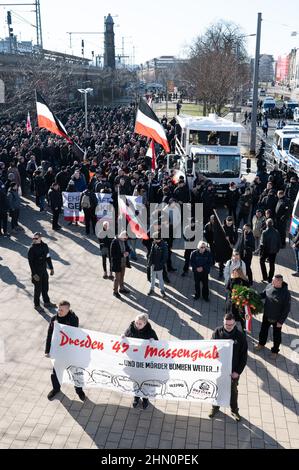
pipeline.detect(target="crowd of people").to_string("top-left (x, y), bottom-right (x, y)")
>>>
top-left (0, 103), bottom-right (297, 419)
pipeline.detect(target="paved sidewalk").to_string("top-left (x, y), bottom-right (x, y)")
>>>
top-left (0, 198), bottom-right (298, 449)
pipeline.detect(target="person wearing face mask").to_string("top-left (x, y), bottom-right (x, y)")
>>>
top-left (7, 182), bottom-right (22, 232)
top-left (28, 232), bottom-right (57, 313)
top-left (147, 232), bottom-right (168, 298)
top-left (45, 300), bottom-right (86, 402)
top-left (190, 241), bottom-right (213, 301)
top-left (123, 313), bottom-right (158, 409)
top-left (208, 313), bottom-right (248, 421)
top-left (254, 274), bottom-right (291, 359)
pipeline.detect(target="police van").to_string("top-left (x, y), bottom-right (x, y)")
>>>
top-left (290, 190), bottom-right (299, 237)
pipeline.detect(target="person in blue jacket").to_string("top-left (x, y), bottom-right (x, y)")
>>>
top-left (190, 241), bottom-right (213, 301)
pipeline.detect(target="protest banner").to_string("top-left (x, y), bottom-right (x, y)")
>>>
top-left (62, 192), bottom-right (84, 222)
top-left (95, 193), bottom-right (114, 222)
top-left (50, 324), bottom-right (233, 406)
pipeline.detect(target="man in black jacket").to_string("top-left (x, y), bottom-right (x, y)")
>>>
top-left (275, 190), bottom-right (291, 248)
top-left (28, 233), bottom-right (56, 313)
top-left (147, 233), bottom-right (168, 298)
top-left (259, 219), bottom-right (281, 282)
top-left (225, 182), bottom-right (240, 224)
top-left (79, 188), bottom-right (98, 235)
top-left (209, 313), bottom-right (248, 422)
top-left (48, 183), bottom-right (63, 231)
top-left (254, 275), bottom-right (291, 359)
top-left (111, 231), bottom-right (131, 299)
top-left (239, 224), bottom-right (255, 285)
top-left (45, 300), bottom-right (86, 401)
top-left (0, 184), bottom-right (9, 236)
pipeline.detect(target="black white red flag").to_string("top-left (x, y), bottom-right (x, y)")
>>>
top-left (135, 98), bottom-right (170, 153)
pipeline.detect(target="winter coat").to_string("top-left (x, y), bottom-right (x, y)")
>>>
top-left (286, 182), bottom-right (299, 203)
top-left (212, 326), bottom-right (248, 375)
top-left (7, 189), bottom-right (21, 210)
top-left (124, 321), bottom-right (158, 341)
top-left (190, 249), bottom-right (213, 274)
top-left (0, 190), bottom-right (9, 212)
top-left (260, 282), bottom-right (291, 324)
top-left (275, 197), bottom-right (291, 223)
top-left (223, 223), bottom-right (238, 246)
top-left (48, 188), bottom-right (63, 211)
top-left (98, 229), bottom-right (113, 253)
top-left (239, 194), bottom-right (253, 214)
top-left (28, 241), bottom-right (53, 275)
top-left (34, 175), bottom-right (48, 196)
top-left (79, 190), bottom-right (98, 211)
top-left (148, 240), bottom-right (168, 271)
top-left (260, 226), bottom-right (281, 254)
top-left (225, 188), bottom-right (240, 208)
top-left (110, 238), bottom-right (131, 273)
top-left (73, 175), bottom-right (87, 193)
top-left (252, 215), bottom-right (266, 238)
top-left (239, 231), bottom-right (255, 258)
top-left (45, 310), bottom-right (79, 354)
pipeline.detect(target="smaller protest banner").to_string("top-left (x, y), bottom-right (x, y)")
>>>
top-left (95, 193), bottom-right (114, 222)
top-left (63, 192), bottom-right (84, 222)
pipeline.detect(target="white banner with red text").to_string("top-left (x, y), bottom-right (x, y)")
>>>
top-left (50, 323), bottom-right (233, 405)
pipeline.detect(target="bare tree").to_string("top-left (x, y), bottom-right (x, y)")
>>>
top-left (182, 21), bottom-right (250, 116)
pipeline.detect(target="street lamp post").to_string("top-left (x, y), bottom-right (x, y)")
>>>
top-left (78, 88), bottom-right (93, 131)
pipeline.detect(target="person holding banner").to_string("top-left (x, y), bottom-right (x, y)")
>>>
top-left (45, 300), bottom-right (86, 402)
top-left (111, 231), bottom-right (131, 299)
top-left (124, 313), bottom-right (158, 409)
top-left (209, 313), bottom-right (248, 421)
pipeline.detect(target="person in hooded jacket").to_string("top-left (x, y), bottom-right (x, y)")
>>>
top-left (123, 313), bottom-right (158, 409)
top-left (254, 274), bottom-right (291, 359)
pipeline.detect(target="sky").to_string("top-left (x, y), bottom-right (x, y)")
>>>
top-left (0, 0), bottom-right (299, 63)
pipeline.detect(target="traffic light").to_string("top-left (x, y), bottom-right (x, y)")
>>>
top-left (7, 11), bottom-right (12, 25)
top-left (9, 27), bottom-right (14, 38)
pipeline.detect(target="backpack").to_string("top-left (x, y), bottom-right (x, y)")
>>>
top-left (81, 193), bottom-right (91, 209)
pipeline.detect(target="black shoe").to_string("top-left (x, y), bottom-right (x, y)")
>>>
top-left (208, 406), bottom-right (220, 419)
top-left (77, 390), bottom-right (86, 402)
top-left (203, 297), bottom-right (210, 302)
top-left (119, 288), bottom-right (130, 294)
top-left (181, 272), bottom-right (186, 277)
top-left (113, 292), bottom-right (122, 299)
top-left (161, 291), bottom-right (166, 299)
top-left (142, 399), bottom-right (149, 409)
top-left (193, 295), bottom-right (200, 300)
top-left (103, 274), bottom-right (108, 279)
top-left (35, 305), bottom-right (45, 313)
top-left (168, 267), bottom-right (177, 272)
top-left (133, 397), bottom-right (140, 408)
top-left (231, 410), bottom-right (241, 422)
top-left (48, 389), bottom-right (60, 400)
top-left (44, 302), bottom-right (57, 308)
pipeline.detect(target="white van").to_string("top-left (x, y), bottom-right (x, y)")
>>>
top-left (293, 107), bottom-right (299, 122)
